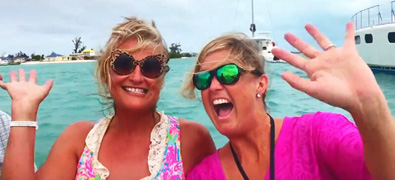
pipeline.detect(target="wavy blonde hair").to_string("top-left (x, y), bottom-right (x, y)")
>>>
top-left (96, 16), bottom-right (169, 107)
top-left (181, 33), bottom-right (267, 106)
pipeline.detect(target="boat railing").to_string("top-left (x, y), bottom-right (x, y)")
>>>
top-left (351, 1), bottom-right (395, 30)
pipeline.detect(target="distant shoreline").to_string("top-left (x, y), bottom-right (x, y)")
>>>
top-left (21, 60), bottom-right (97, 65)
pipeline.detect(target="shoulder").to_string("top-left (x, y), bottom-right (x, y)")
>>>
top-left (178, 119), bottom-right (216, 173)
top-left (54, 120), bottom-right (95, 156)
top-left (190, 150), bottom-right (221, 172)
top-left (287, 112), bottom-right (362, 153)
top-left (282, 112), bottom-right (359, 148)
top-left (285, 111), bottom-right (355, 131)
top-left (179, 119), bottom-right (215, 148)
top-left (187, 151), bottom-right (225, 180)
top-left (62, 120), bottom-right (95, 139)
top-left (179, 119), bottom-right (210, 136)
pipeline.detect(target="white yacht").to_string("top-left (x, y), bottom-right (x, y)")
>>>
top-left (352, 1), bottom-right (395, 73)
top-left (253, 32), bottom-right (285, 63)
top-left (250, 0), bottom-right (285, 63)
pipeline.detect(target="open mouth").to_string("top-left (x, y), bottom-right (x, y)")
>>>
top-left (213, 98), bottom-right (234, 117)
top-left (122, 86), bottom-right (148, 94)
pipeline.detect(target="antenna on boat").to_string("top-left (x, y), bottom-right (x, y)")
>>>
top-left (250, 0), bottom-right (256, 37)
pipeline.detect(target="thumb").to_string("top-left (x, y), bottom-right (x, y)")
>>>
top-left (43, 80), bottom-right (54, 94)
top-left (0, 81), bottom-right (6, 90)
top-left (281, 72), bottom-right (317, 95)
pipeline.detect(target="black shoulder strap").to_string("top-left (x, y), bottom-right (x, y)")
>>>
top-left (230, 143), bottom-right (250, 180)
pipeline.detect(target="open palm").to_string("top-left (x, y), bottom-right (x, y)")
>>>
top-left (0, 69), bottom-right (53, 107)
top-left (272, 22), bottom-right (382, 113)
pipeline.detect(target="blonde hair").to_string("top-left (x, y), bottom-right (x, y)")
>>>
top-left (181, 33), bottom-right (266, 100)
top-left (96, 16), bottom-right (169, 106)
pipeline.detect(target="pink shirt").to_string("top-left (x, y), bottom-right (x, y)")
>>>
top-left (187, 112), bottom-right (372, 180)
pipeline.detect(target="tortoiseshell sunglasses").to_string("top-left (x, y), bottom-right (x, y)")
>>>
top-left (110, 49), bottom-right (170, 79)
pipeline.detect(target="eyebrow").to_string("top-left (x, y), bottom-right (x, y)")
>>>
top-left (198, 61), bottom-right (227, 72)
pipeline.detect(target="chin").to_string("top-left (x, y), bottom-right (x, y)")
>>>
top-left (214, 121), bottom-right (243, 137)
top-left (116, 99), bottom-right (153, 111)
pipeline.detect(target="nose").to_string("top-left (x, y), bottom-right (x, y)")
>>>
top-left (208, 76), bottom-right (223, 92)
top-left (128, 65), bottom-right (144, 83)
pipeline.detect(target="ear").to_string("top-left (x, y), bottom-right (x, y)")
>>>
top-left (256, 74), bottom-right (268, 95)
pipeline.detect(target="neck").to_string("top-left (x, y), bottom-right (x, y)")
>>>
top-left (228, 112), bottom-right (272, 162)
top-left (111, 106), bottom-right (159, 135)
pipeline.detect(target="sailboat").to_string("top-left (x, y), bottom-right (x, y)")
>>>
top-left (250, 0), bottom-right (285, 63)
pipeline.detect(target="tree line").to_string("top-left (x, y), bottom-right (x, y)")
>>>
top-left (169, 43), bottom-right (192, 59)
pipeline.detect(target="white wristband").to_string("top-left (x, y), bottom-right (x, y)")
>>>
top-left (10, 121), bottom-right (38, 130)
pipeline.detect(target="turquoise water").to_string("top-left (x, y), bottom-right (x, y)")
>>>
top-left (1, 59), bottom-right (394, 166)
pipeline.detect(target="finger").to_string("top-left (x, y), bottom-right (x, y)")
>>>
top-left (284, 33), bottom-right (320, 58)
top-left (10, 71), bottom-right (17, 82)
top-left (29, 69), bottom-right (37, 84)
top-left (272, 48), bottom-right (307, 70)
top-left (0, 73), bottom-right (4, 89)
top-left (305, 24), bottom-right (333, 50)
top-left (18, 69), bottom-right (26, 82)
top-left (281, 72), bottom-right (318, 95)
top-left (344, 21), bottom-right (355, 48)
top-left (43, 80), bottom-right (54, 95)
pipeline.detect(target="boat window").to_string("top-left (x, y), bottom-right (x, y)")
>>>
top-left (388, 32), bottom-right (395, 43)
top-left (365, 34), bottom-right (373, 43)
top-left (262, 47), bottom-right (267, 50)
top-left (355, 36), bottom-right (361, 44)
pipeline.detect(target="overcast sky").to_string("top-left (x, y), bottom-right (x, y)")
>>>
top-left (0, 0), bottom-right (393, 56)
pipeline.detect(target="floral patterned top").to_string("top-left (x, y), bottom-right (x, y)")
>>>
top-left (75, 112), bottom-right (184, 180)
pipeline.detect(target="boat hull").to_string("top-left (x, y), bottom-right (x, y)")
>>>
top-left (355, 23), bottom-right (395, 70)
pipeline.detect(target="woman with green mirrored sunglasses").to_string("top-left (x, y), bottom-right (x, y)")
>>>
top-left (183, 23), bottom-right (395, 180)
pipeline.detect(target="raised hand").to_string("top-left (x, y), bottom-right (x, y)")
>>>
top-left (272, 22), bottom-right (383, 113)
top-left (0, 69), bottom-right (53, 116)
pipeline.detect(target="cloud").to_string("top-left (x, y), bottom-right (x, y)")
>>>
top-left (0, 0), bottom-right (393, 56)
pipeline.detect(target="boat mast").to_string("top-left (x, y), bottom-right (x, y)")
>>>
top-left (250, 0), bottom-right (256, 37)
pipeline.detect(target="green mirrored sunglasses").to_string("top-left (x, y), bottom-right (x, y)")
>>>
top-left (193, 64), bottom-right (244, 90)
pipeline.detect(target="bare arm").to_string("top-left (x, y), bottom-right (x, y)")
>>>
top-left (2, 109), bottom-right (37, 180)
top-left (2, 121), bottom-right (92, 180)
top-left (0, 69), bottom-right (92, 180)
top-left (36, 121), bottom-right (93, 179)
top-left (350, 93), bottom-right (395, 180)
top-left (272, 22), bottom-right (395, 179)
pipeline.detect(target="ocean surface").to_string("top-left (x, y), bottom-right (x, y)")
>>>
top-left (1, 58), bottom-right (394, 167)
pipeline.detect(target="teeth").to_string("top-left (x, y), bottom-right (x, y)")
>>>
top-left (213, 99), bottom-right (230, 105)
top-left (125, 87), bottom-right (145, 94)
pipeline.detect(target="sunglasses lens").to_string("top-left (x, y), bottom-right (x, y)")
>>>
top-left (193, 72), bottom-right (212, 90)
top-left (113, 54), bottom-right (134, 75)
top-left (216, 64), bottom-right (240, 84)
top-left (141, 57), bottom-right (162, 78)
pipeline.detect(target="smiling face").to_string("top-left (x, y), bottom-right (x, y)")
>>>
top-left (199, 49), bottom-right (268, 137)
top-left (109, 39), bottom-right (166, 112)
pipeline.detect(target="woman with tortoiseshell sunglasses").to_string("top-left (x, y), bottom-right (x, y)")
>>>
top-left (0, 17), bottom-right (215, 180)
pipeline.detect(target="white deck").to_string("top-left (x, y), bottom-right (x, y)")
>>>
top-left (355, 23), bottom-right (395, 68)
top-left (352, 1), bottom-right (395, 69)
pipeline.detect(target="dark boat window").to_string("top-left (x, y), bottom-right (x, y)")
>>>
top-left (262, 47), bottom-right (267, 50)
top-left (389, 32), bottom-right (395, 43)
top-left (365, 34), bottom-right (373, 43)
top-left (355, 35), bottom-right (361, 44)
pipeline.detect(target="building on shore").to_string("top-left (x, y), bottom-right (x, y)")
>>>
top-left (45, 52), bottom-right (71, 62)
top-left (70, 49), bottom-right (101, 60)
